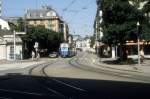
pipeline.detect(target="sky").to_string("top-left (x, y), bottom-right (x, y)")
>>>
top-left (2, 0), bottom-right (97, 37)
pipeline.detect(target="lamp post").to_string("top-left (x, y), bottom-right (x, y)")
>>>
top-left (128, 1), bottom-right (149, 65)
top-left (13, 31), bottom-right (16, 60)
top-left (137, 22), bottom-right (140, 65)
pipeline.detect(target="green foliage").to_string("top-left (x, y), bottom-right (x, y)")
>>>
top-left (102, 0), bottom-right (140, 45)
top-left (15, 18), bottom-right (64, 57)
top-left (16, 18), bottom-right (25, 32)
top-left (101, 0), bottom-right (150, 44)
top-left (22, 25), bottom-right (64, 53)
top-left (90, 36), bottom-right (95, 48)
top-left (101, 0), bottom-right (150, 60)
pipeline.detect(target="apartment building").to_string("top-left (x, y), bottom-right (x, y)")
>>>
top-left (25, 6), bottom-right (69, 41)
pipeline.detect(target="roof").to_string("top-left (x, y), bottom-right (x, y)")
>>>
top-left (26, 6), bottom-right (60, 19)
top-left (4, 17), bottom-right (21, 25)
top-left (0, 18), bottom-right (10, 30)
top-left (3, 35), bottom-right (22, 43)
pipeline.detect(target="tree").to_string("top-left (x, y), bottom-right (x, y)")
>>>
top-left (21, 25), bottom-right (64, 57)
top-left (90, 35), bottom-right (95, 48)
top-left (101, 0), bottom-right (148, 60)
top-left (15, 18), bottom-right (64, 58)
top-left (128, 0), bottom-right (150, 48)
top-left (16, 18), bottom-right (25, 32)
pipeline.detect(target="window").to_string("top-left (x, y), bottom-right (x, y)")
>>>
top-left (27, 13), bottom-right (31, 18)
top-left (10, 46), bottom-right (14, 55)
top-left (40, 13), bottom-right (43, 17)
top-left (34, 21), bottom-right (37, 24)
top-left (47, 11), bottom-right (56, 17)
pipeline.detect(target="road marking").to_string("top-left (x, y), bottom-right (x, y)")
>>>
top-left (52, 79), bottom-right (86, 92)
top-left (119, 74), bottom-right (133, 77)
top-left (47, 88), bottom-right (66, 98)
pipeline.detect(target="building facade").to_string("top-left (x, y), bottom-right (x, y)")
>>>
top-left (0, 18), bottom-right (23, 60)
top-left (94, 0), bottom-right (112, 58)
top-left (25, 6), bottom-right (69, 42)
top-left (76, 37), bottom-right (91, 52)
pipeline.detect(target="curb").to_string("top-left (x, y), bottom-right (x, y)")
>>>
top-left (69, 57), bottom-right (150, 83)
top-left (93, 61), bottom-right (143, 73)
top-left (88, 55), bottom-right (143, 73)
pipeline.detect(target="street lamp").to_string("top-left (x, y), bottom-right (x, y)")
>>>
top-left (128, 1), bottom-right (148, 65)
top-left (137, 21), bottom-right (140, 65)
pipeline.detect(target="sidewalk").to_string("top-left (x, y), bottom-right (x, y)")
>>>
top-left (76, 52), bottom-right (150, 75)
top-left (94, 56), bottom-right (150, 74)
top-left (0, 58), bottom-right (47, 71)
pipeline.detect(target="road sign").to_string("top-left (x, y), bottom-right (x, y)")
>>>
top-left (15, 32), bottom-right (26, 35)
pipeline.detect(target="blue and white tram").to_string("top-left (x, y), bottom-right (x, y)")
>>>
top-left (60, 43), bottom-right (70, 57)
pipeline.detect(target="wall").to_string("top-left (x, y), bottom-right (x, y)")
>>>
top-left (6, 45), bottom-right (22, 60)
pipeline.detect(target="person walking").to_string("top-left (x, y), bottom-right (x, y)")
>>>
top-left (140, 49), bottom-right (144, 63)
top-left (31, 51), bottom-right (35, 61)
top-left (36, 52), bottom-right (40, 61)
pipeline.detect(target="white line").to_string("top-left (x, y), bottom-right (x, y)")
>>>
top-left (47, 88), bottom-right (66, 98)
top-left (52, 79), bottom-right (86, 92)
top-left (120, 74), bottom-right (132, 77)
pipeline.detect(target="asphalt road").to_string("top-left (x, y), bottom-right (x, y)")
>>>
top-left (0, 56), bottom-right (150, 98)
top-left (0, 55), bottom-right (147, 83)
top-left (30, 57), bottom-right (146, 83)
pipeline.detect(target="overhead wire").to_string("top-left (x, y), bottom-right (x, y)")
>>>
top-left (66, 0), bottom-right (94, 34)
top-left (67, 0), bottom-right (93, 24)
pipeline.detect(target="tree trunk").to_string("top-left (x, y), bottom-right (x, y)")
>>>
top-left (119, 44), bottom-right (128, 61)
top-left (122, 45), bottom-right (128, 60)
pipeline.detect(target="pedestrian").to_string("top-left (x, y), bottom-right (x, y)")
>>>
top-left (140, 49), bottom-right (144, 63)
top-left (31, 51), bottom-right (35, 61)
top-left (36, 52), bottom-right (40, 61)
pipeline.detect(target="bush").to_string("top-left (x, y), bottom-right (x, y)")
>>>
top-left (116, 58), bottom-right (135, 65)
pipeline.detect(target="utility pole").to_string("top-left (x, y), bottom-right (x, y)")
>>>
top-left (137, 22), bottom-right (141, 65)
top-left (95, 21), bottom-right (99, 57)
top-left (13, 31), bottom-right (16, 60)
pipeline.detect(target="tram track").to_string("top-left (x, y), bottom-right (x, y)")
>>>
top-left (69, 55), bottom-right (150, 83)
top-left (29, 55), bottom-right (150, 83)
top-left (28, 58), bottom-right (87, 98)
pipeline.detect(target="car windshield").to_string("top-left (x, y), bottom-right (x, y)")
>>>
top-left (0, 0), bottom-right (150, 98)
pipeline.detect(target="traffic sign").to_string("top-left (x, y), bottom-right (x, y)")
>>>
top-left (15, 32), bottom-right (26, 35)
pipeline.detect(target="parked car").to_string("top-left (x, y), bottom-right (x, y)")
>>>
top-left (49, 52), bottom-right (59, 58)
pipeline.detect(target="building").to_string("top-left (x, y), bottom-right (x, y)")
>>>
top-left (4, 17), bottom-right (21, 26)
top-left (63, 23), bottom-right (69, 42)
top-left (72, 35), bottom-right (82, 42)
top-left (0, 18), bottom-right (23, 60)
top-left (25, 6), bottom-right (69, 41)
top-left (94, 0), bottom-right (103, 41)
top-left (72, 35), bottom-right (91, 52)
top-left (0, 18), bottom-right (10, 30)
top-left (76, 37), bottom-right (91, 52)
top-left (94, 0), bottom-right (112, 58)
